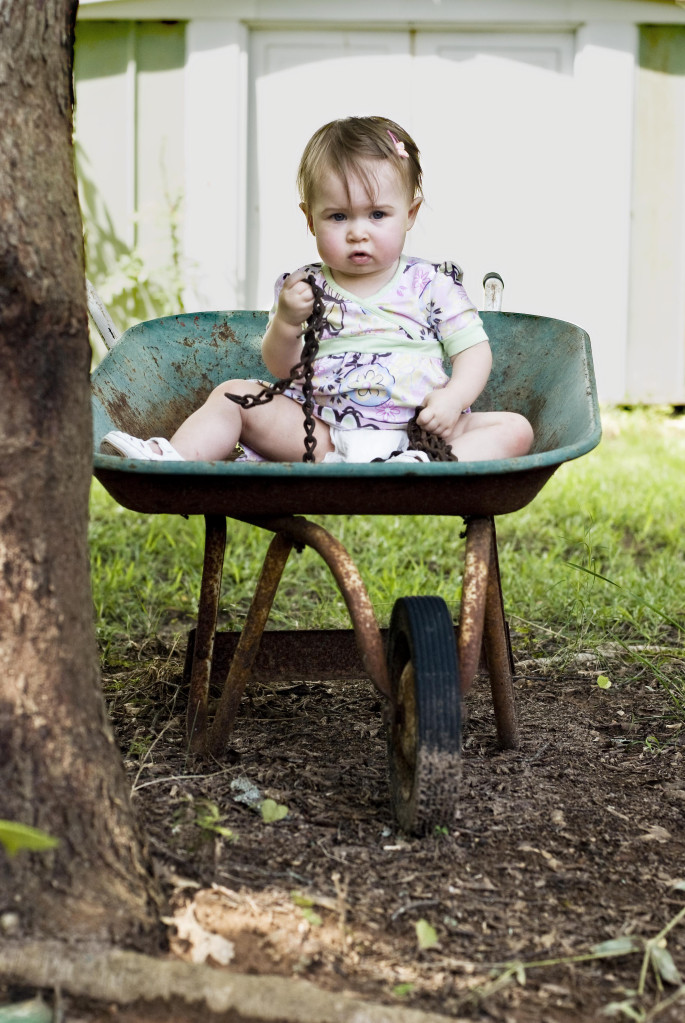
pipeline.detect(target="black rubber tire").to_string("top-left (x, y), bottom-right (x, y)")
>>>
top-left (386, 596), bottom-right (461, 835)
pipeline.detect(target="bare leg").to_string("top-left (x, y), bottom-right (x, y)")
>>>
top-left (445, 411), bottom-right (534, 462)
top-left (170, 379), bottom-right (335, 462)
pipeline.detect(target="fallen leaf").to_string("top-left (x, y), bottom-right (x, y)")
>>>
top-left (415, 918), bottom-right (439, 950)
top-left (261, 798), bottom-right (288, 822)
top-left (601, 999), bottom-right (643, 1020)
top-left (639, 825), bottom-right (671, 843)
top-left (592, 936), bottom-right (640, 956)
top-left (230, 777), bottom-right (262, 807)
top-left (163, 902), bottom-right (235, 965)
top-left (650, 943), bottom-right (681, 985)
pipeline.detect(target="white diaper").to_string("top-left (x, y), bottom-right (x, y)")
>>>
top-left (322, 428), bottom-right (429, 464)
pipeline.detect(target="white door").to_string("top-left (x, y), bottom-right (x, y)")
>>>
top-left (412, 32), bottom-right (580, 321)
top-left (247, 29), bottom-right (579, 321)
top-left (247, 30), bottom-right (412, 309)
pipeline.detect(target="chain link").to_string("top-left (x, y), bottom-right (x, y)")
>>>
top-left (225, 275), bottom-right (326, 462)
top-left (226, 275), bottom-right (457, 463)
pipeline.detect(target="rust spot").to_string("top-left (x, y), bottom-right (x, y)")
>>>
top-left (175, 335), bottom-right (198, 349)
top-left (211, 322), bottom-right (239, 346)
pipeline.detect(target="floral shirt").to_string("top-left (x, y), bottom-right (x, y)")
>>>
top-left (269, 255), bottom-right (488, 431)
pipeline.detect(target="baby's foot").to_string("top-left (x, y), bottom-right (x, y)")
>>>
top-left (101, 431), bottom-right (185, 461)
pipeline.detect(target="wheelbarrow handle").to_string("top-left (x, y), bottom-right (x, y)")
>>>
top-left (482, 272), bottom-right (504, 313)
top-left (86, 279), bottom-right (120, 350)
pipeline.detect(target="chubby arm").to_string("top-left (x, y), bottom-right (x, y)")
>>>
top-left (416, 340), bottom-right (493, 438)
top-left (261, 271), bottom-right (315, 379)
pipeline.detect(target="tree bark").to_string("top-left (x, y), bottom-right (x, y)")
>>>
top-left (0, 0), bottom-right (162, 946)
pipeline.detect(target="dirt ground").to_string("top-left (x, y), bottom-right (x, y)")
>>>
top-left (60, 627), bottom-right (680, 1023)
top-left (5, 635), bottom-right (681, 1022)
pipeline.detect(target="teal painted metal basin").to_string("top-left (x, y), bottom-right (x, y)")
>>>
top-left (92, 310), bottom-right (601, 518)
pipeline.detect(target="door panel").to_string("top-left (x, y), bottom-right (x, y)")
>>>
top-left (248, 29), bottom-right (578, 319)
top-left (247, 31), bottom-right (412, 308)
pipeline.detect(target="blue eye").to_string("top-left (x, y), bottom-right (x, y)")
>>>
top-left (331, 212), bottom-right (346, 221)
top-left (371, 210), bottom-right (386, 220)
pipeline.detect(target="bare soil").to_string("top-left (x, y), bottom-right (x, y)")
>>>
top-left (5, 636), bottom-right (682, 1022)
top-left (74, 630), bottom-right (683, 1023)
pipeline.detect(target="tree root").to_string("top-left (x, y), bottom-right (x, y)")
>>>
top-left (0, 941), bottom-right (454, 1023)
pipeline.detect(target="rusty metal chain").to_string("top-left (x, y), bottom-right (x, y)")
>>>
top-left (225, 274), bottom-right (326, 463)
top-left (226, 274), bottom-right (457, 463)
top-left (406, 408), bottom-right (459, 462)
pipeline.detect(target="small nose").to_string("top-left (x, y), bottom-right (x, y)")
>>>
top-left (347, 217), bottom-right (368, 241)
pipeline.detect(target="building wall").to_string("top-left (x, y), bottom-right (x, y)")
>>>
top-left (74, 20), bottom-right (186, 288)
top-left (75, 2), bottom-right (685, 403)
top-left (628, 25), bottom-right (685, 403)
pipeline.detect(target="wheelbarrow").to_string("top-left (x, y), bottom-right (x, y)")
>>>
top-left (89, 275), bottom-right (601, 834)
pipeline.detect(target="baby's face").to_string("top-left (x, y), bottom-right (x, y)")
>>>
top-left (301, 159), bottom-right (421, 297)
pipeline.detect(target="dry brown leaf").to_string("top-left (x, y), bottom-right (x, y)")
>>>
top-left (163, 901), bottom-right (235, 965)
top-left (639, 825), bottom-right (672, 843)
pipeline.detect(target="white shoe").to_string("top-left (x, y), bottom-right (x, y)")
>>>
top-left (101, 431), bottom-right (185, 461)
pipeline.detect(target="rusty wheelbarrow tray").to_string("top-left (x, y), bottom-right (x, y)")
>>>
top-left (91, 301), bottom-right (601, 834)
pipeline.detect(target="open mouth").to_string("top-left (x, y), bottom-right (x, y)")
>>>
top-left (349, 252), bottom-right (371, 265)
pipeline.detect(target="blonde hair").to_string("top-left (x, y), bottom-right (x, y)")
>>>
top-left (297, 116), bottom-right (423, 209)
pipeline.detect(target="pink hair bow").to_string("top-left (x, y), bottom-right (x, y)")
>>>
top-left (387, 130), bottom-right (409, 158)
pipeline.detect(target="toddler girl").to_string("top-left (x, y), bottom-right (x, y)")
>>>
top-left (103, 115), bottom-right (533, 464)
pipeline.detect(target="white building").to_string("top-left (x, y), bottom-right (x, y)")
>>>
top-left (75, 0), bottom-right (685, 403)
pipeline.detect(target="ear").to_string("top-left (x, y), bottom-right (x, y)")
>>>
top-left (406, 196), bottom-right (422, 231)
top-left (300, 202), bottom-right (315, 235)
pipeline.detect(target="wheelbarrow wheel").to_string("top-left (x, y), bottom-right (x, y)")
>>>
top-left (386, 596), bottom-right (461, 836)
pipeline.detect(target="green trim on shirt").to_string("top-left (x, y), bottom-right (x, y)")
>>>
top-left (317, 333), bottom-right (445, 359)
top-left (442, 321), bottom-right (489, 358)
top-left (319, 258), bottom-right (488, 358)
top-left (321, 259), bottom-right (406, 304)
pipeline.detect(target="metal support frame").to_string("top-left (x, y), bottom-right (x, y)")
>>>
top-left (206, 531), bottom-right (293, 756)
top-left (187, 515), bottom-right (226, 750)
top-left (186, 511), bottom-right (518, 756)
top-left (187, 514), bottom-right (390, 755)
top-left (458, 516), bottom-right (519, 749)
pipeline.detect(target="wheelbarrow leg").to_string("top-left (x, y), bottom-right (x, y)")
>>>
top-left (187, 514), bottom-right (226, 751)
top-left (457, 516), bottom-right (519, 750)
top-left (258, 516), bottom-right (391, 701)
top-left (206, 531), bottom-right (293, 757)
top-left (482, 520), bottom-right (519, 750)
top-left (457, 516), bottom-right (492, 694)
top-left (205, 514), bottom-right (389, 758)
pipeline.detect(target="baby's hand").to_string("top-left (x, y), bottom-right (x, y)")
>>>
top-left (277, 271), bottom-right (315, 328)
top-left (416, 388), bottom-right (461, 439)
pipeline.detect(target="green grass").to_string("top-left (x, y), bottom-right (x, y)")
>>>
top-left (90, 407), bottom-right (685, 711)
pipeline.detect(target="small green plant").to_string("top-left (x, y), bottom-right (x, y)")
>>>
top-left (291, 891), bottom-right (322, 927)
top-left (469, 893), bottom-right (685, 1020)
top-left (193, 800), bottom-right (236, 841)
top-left (128, 735), bottom-right (153, 759)
top-left (642, 734), bottom-right (664, 754)
top-left (0, 821), bottom-right (59, 858)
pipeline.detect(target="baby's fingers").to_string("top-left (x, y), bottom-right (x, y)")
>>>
top-left (282, 269), bottom-right (309, 292)
top-left (416, 405), bottom-right (435, 429)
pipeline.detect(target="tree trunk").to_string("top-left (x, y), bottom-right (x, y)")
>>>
top-left (0, 1), bottom-right (162, 946)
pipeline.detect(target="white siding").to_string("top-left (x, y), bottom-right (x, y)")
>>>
top-left (75, 2), bottom-right (685, 403)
